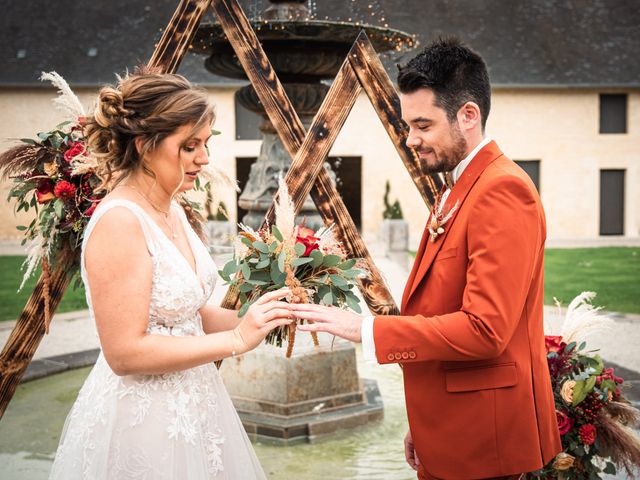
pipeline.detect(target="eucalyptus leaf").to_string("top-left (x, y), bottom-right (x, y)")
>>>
top-left (322, 290), bottom-right (333, 305)
top-left (294, 242), bottom-right (306, 256)
top-left (239, 283), bottom-right (254, 293)
top-left (338, 259), bottom-right (356, 270)
top-left (271, 262), bottom-right (286, 284)
top-left (253, 241), bottom-right (269, 253)
top-left (238, 302), bottom-right (251, 317)
top-left (256, 259), bottom-right (270, 269)
top-left (292, 257), bottom-right (314, 267)
top-left (310, 249), bottom-right (323, 268)
top-left (329, 274), bottom-right (348, 287)
top-left (241, 262), bottom-right (251, 280)
top-left (277, 249), bottom-right (286, 274)
top-left (223, 261), bottom-right (238, 276)
top-left (345, 292), bottom-right (362, 313)
top-left (342, 268), bottom-right (363, 279)
top-left (272, 225), bottom-right (283, 242)
top-left (269, 241), bottom-right (279, 253)
top-left (323, 254), bottom-right (342, 267)
top-left (240, 236), bottom-right (254, 248)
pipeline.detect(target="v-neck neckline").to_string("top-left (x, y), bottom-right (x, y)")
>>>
top-left (133, 201), bottom-right (204, 290)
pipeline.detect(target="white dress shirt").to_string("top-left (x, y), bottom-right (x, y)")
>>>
top-left (361, 137), bottom-right (492, 362)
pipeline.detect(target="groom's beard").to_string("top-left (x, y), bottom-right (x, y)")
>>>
top-left (418, 123), bottom-right (468, 175)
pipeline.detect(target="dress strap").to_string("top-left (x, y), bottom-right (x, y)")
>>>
top-left (82, 199), bottom-right (158, 257)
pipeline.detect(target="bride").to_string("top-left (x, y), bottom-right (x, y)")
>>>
top-left (49, 68), bottom-right (292, 479)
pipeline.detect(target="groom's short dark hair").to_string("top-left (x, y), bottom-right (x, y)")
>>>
top-left (397, 36), bottom-right (491, 130)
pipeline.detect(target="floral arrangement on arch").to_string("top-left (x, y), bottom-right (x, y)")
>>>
top-left (527, 292), bottom-right (640, 479)
top-left (0, 71), bottom-right (233, 329)
top-left (0, 73), bottom-right (103, 303)
top-left (219, 178), bottom-right (366, 357)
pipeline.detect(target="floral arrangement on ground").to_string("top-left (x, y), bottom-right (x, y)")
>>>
top-left (219, 178), bottom-right (366, 357)
top-left (527, 292), bottom-right (640, 479)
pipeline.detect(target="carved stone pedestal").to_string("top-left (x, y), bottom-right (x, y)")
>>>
top-left (219, 332), bottom-right (384, 444)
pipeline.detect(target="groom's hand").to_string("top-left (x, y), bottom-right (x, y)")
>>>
top-left (404, 429), bottom-right (421, 471)
top-left (291, 304), bottom-right (363, 343)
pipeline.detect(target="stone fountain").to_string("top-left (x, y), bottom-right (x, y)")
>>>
top-left (192, 0), bottom-right (415, 443)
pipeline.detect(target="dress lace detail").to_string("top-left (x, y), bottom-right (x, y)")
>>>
top-left (49, 200), bottom-right (266, 480)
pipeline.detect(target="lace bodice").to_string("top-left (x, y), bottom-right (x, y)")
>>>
top-left (80, 199), bottom-right (217, 337)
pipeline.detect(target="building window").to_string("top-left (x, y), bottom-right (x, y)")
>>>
top-left (235, 157), bottom-right (362, 229)
top-left (235, 93), bottom-right (262, 140)
top-left (599, 94), bottom-right (627, 134)
top-left (599, 169), bottom-right (625, 235)
top-left (515, 160), bottom-right (540, 192)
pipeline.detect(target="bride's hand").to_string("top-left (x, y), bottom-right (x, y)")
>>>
top-left (233, 288), bottom-right (293, 353)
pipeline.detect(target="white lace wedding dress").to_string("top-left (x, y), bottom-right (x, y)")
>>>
top-left (49, 199), bottom-right (266, 480)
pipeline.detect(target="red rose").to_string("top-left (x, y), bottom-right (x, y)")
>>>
top-left (578, 424), bottom-right (597, 445)
top-left (64, 141), bottom-right (85, 162)
top-left (296, 234), bottom-right (320, 256)
top-left (35, 179), bottom-right (56, 204)
top-left (295, 225), bottom-right (320, 256)
top-left (545, 335), bottom-right (566, 354)
top-left (53, 180), bottom-right (76, 200)
top-left (556, 410), bottom-right (574, 435)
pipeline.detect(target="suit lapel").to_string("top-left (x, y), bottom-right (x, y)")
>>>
top-left (405, 141), bottom-right (504, 304)
top-left (401, 220), bottom-right (431, 311)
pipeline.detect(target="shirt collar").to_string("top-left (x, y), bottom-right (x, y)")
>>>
top-left (451, 136), bottom-right (492, 185)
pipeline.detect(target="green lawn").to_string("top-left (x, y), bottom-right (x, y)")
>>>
top-left (408, 247), bottom-right (640, 314)
top-left (544, 247), bottom-right (639, 314)
top-left (0, 256), bottom-right (88, 322)
top-left (1, 248), bottom-right (639, 321)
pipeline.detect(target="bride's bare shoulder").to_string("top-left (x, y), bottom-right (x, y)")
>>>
top-left (85, 197), bottom-right (149, 260)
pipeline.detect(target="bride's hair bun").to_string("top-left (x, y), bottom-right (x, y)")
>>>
top-left (84, 67), bottom-right (215, 191)
top-left (94, 87), bottom-right (132, 129)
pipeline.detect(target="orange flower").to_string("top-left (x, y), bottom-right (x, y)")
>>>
top-left (552, 452), bottom-right (575, 470)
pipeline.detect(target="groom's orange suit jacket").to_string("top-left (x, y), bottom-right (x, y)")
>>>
top-left (374, 141), bottom-right (561, 479)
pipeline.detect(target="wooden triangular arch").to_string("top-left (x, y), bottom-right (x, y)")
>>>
top-left (0, 0), bottom-right (443, 418)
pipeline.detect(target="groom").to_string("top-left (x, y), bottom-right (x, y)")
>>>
top-left (294, 37), bottom-right (561, 479)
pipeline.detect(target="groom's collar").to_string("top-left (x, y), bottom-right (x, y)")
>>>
top-left (451, 136), bottom-right (492, 185)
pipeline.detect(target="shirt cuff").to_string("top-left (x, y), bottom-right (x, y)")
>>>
top-left (361, 315), bottom-right (377, 363)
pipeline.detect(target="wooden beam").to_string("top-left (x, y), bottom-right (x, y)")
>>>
top-left (349, 31), bottom-right (442, 206)
top-left (0, 249), bottom-right (73, 419)
top-left (264, 55), bottom-right (362, 223)
top-left (212, 0), bottom-right (398, 315)
top-left (148, 0), bottom-right (212, 73)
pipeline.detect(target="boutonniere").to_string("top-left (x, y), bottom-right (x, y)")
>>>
top-left (428, 191), bottom-right (459, 242)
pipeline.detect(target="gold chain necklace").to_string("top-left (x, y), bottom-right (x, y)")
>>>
top-left (121, 184), bottom-right (177, 239)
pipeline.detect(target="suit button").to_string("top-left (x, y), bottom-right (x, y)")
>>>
top-left (409, 351), bottom-right (417, 359)
top-left (401, 352), bottom-right (409, 360)
top-left (387, 353), bottom-right (395, 361)
top-left (394, 352), bottom-right (403, 361)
